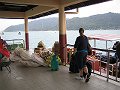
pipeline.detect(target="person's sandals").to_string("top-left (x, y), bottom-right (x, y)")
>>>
top-left (85, 74), bottom-right (90, 83)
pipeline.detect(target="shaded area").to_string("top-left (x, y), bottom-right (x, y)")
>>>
top-left (0, 62), bottom-right (120, 90)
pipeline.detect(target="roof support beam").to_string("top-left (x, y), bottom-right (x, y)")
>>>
top-left (0, 11), bottom-right (24, 18)
top-left (25, 6), bottom-right (56, 17)
top-left (59, 5), bottom-right (67, 64)
top-left (65, 8), bottom-right (79, 14)
top-left (61, 0), bottom-right (88, 7)
top-left (0, 0), bottom-right (59, 7)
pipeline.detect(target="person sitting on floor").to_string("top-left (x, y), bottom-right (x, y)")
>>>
top-left (0, 40), bottom-right (10, 62)
top-left (0, 40), bottom-right (10, 71)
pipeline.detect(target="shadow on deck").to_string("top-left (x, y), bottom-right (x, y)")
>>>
top-left (0, 62), bottom-right (120, 90)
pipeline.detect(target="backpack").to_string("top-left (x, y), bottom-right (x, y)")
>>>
top-left (69, 54), bottom-right (92, 77)
top-left (69, 54), bottom-right (79, 73)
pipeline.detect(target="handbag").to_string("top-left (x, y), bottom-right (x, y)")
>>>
top-left (87, 43), bottom-right (92, 55)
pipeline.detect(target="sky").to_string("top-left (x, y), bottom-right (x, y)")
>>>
top-left (0, 0), bottom-right (120, 32)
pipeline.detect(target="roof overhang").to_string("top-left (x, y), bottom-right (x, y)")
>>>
top-left (0, 0), bottom-right (111, 19)
top-left (88, 34), bottom-right (120, 41)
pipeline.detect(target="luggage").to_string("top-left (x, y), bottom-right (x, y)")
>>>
top-left (51, 54), bottom-right (59, 71)
top-left (100, 55), bottom-right (117, 64)
top-left (69, 54), bottom-right (79, 73)
top-left (69, 54), bottom-right (92, 77)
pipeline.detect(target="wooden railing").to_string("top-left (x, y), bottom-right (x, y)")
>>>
top-left (5, 39), bottom-right (25, 51)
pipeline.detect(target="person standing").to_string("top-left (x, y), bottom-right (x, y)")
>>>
top-left (74, 28), bottom-right (90, 82)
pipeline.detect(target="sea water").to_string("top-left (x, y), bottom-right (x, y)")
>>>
top-left (1, 30), bottom-right (120, 50)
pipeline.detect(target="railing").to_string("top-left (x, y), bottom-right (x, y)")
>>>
top-left (66, 44), bottom-right (120, 82)
top-left (5, 39), bottom-right (25, 51)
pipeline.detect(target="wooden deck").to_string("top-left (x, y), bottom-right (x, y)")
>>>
top-left (0, 62), bottom-right (120, 90)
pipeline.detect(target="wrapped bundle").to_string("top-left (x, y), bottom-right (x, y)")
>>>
top-left (37, 41), bottom-right (46, 49)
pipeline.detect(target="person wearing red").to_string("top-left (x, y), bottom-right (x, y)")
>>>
top-left (0, 38), bottom-right (10, 63)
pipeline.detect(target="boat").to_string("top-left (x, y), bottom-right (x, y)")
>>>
top-left (18, 32), bottom-right (21, 35)
top-left (88, 34), bottom-right (120, 49)
top-left (5, 39), bottom-right (25, 52)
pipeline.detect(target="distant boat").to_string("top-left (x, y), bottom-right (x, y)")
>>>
top-left (18, 32), bottom-right (21, 35)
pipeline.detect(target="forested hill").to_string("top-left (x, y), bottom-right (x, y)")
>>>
top-left (4, 12), bottom-right (120, 32)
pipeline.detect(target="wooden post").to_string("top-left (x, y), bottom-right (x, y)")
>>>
top-left (59, 5), bottom-right (67, 65)
top-left (24, 17), bottom-right (29, 50)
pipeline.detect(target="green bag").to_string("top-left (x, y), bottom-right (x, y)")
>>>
top-left (51, 54), bottom-right (59, 71)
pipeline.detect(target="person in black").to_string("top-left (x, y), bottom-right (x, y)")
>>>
top-left (113, 41), bottom-right (120, 60)
top-left (112, 41), bottom-right (120, 77)
top-left (74, 28), bottom-right (89, 82)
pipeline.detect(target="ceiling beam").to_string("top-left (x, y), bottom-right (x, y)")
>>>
top-left (0, 0), bottom-right (60, 7)
top-left (0, 11), bottom-right (24, 18)
top-left (61, 0), bottom-right (88, 7)
top-left (25, 5), bottom-right (56, 17)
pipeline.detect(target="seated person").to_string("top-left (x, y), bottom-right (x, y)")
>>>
top-left (0, 40), bottom-right (10, 63)
top-left (0, 36), bottom-right (4, 49)
top-left (0, 40), bottom-right (10, 71)
top-left (112, 41), bottom-right (120, 77)
top-left (112, 41), bottom-right (120, 61)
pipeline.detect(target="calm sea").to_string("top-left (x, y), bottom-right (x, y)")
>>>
top-left (1, 30), bottom-right (120, 49)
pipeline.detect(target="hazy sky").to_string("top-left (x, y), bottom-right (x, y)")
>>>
top-left (0, 0), bottom-right (120, 32)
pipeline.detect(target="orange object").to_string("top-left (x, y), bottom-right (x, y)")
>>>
top-left (87, 56), bottom-right (100, 71)
top-left (67, 48), bottom-right (70, 52)
top-left (92, 50), bottom-right (96, 55)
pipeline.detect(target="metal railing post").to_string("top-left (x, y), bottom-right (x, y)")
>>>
top-left (115, 56), bottom-right (119, 81)
top-left (67, 44), bottom-right (119, 82)
top-left (107, 50), bottom-right (110, 82)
